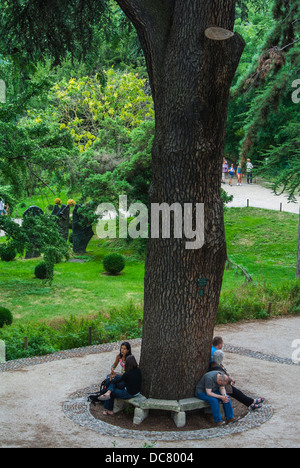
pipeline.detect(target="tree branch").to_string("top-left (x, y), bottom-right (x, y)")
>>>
top-left (25, 160), bottom-right (56, 194)
top-left (114, 0), bottom-right (174, 99)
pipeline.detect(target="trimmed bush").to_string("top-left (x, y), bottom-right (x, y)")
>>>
top-left (35, 262), bottom-right (51, 280)
top-left (0, 244), bottom-right (17, 262)
top-left (0, 307), bottom-right (13, 328)
top-left (103, 253), bottom-right (125, 275)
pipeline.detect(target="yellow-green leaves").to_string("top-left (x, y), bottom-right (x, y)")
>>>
top-left (52, 69), bottom-right (154, 152)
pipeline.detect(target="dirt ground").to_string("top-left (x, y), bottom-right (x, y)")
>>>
top-left (90, 398), bottom-right (248, 431)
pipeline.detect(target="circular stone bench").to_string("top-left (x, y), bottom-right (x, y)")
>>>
top-left (113, 395), bottom-right (225, 428)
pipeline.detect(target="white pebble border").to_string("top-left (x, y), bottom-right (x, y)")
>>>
top-left (62, 384), bottom-right (274, 441)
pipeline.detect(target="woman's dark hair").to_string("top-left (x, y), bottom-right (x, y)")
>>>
top-left (125, 355), bottom-right (138, 373)
top-left (119, 341), bottom-right (132, 359)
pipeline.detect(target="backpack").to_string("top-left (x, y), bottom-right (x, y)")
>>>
top-left (87, 378), bottom-right (109, 406)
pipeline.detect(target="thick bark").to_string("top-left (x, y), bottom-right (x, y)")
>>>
top-left (116, 0), bottom-right (245, 399)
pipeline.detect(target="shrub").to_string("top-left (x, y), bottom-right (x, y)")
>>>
top-left (0, 244), bottom-right (17, 262)
top-left (0, 307), bottom-right (13, 328)
top-left (103, 253), bottom-right (125, 275)
top-left (0, 303), bottom-right (143, 360)
top-left (35, 262), bottom-right (52, 280)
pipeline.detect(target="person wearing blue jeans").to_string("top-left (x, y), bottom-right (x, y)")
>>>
top-left (196, 371), bottom-right (235, 426)
top-left (102, 385), bottom-right (137, 413)
top-left (99, 355), bottom-right (142, 415)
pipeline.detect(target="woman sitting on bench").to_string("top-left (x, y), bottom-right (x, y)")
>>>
top-left (100, 355), bottom-right (142, 416)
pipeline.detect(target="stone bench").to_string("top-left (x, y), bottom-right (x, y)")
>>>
top-left (113, 395), bottom-right (225, 428)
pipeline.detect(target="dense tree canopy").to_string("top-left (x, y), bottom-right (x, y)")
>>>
top-left (232, 0), bottom-right (300, 199)
top-left (0, 0), bottom-right (298, 203)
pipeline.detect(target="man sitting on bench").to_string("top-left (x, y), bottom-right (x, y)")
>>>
top-left (195, 371), bottom-right (237, 426)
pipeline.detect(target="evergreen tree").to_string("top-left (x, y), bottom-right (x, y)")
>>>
top-left (233, 0), bottom-right (299, 173)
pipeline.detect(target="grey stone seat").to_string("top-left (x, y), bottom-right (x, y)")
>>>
top-left (113, 395), bottom-right (223, 428)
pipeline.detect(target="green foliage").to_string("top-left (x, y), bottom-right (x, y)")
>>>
top-left (52, 69), bottom-right (154, 153)
top-left (35, 262), bottom-right (52, 280)
top-left (103, 253), bottom-right (125, 275)
top-left (0, 186), bottom-right (17, 215)
top-left (217, 279), bottom-right (300, 324)
top-left (0, 307), bottom-right (13, 328)
top-left (0, 243), bottom-right (17, 262)
top-left (0, 213), bottom-right (70, 284)
top-left (0, 70), bottom-right (78, 197)
top-left (0, 303), bottom-right (143, 360)
top-left (0, 0), bottom-right (109, 66)
top-left (256, 121), bottom-right (300, 201)
top-left (78, 119), bottom-right (154, 206)
top-left (230, 0), bottom-right (300, 170)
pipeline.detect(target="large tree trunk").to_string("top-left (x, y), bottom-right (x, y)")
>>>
top-left (116, 0), bottom-right (245, 399)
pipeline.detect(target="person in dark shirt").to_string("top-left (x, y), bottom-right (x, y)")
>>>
top-left (209, 350), bottom-right (265, 411)
top-left (100, 355), bottom-right (142, 415)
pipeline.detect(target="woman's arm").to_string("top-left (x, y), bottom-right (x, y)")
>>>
top-left (111, 355), bottom-right (119, 370)
top-left (109, 355), bottom-right (120, 377)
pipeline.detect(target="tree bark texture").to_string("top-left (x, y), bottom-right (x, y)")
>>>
top-left (115, 0), bottom-right (245, 399)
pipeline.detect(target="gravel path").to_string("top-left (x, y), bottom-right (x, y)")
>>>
top-left (223, 180), bottom-right (300, 214)
top-left (0, 316), bottom-right (299, 448)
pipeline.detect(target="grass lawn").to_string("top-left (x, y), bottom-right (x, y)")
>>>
top-left (12, 188), bottom-right (80, 218)
top-left (224, 207), bottom-right (298, 285)
top-left (0, 238), bottom-right (145, 323)
top-left (0, 207), bottom-right (298, 325)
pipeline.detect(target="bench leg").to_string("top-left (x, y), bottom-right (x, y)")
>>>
top-left (133, 407), bottom-right (149, 425)
top-left (113, 399), bottom-right (128, 414)
top-left (172, 411), bottom-right (186, 428)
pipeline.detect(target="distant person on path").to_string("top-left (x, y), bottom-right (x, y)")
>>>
top-left (211, 336), bottom-right (224, 363)
top-left (209, 350), bottom-right (265, 411)
top-left (0, 199), bottom-right (6, 216)
top-left (246, 159), bottom-right (254, 184)
top-left (222, 158), bottom-right (228, 184)
top-left (100, 355), bottom-right (142, 415)
top-left (228, 164), bottom-right (235, 186)
top-left (195, 371), bottom-right (236, 425)
top-left (237, 163), bottom-right (243, 186)
top-left (4, 203), bottom-right (9, 216)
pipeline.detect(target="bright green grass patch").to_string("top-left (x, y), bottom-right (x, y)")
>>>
top-left (0, 252), bottom-right (145, 323)
top-left (13, 188), bottom-right (80, 218)
top-left (0, 206), bottom-right (299, 360)
top-left (0, 207), bottom-right (298, 326)
top-left (224, 207), bottom-right (298, 284)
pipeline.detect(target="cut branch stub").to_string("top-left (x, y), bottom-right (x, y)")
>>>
top-left (205, 27), bottom-right (234, 41)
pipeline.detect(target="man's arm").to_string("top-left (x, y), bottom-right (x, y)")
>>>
top-left (206, 388), bottom-right (230, 403)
